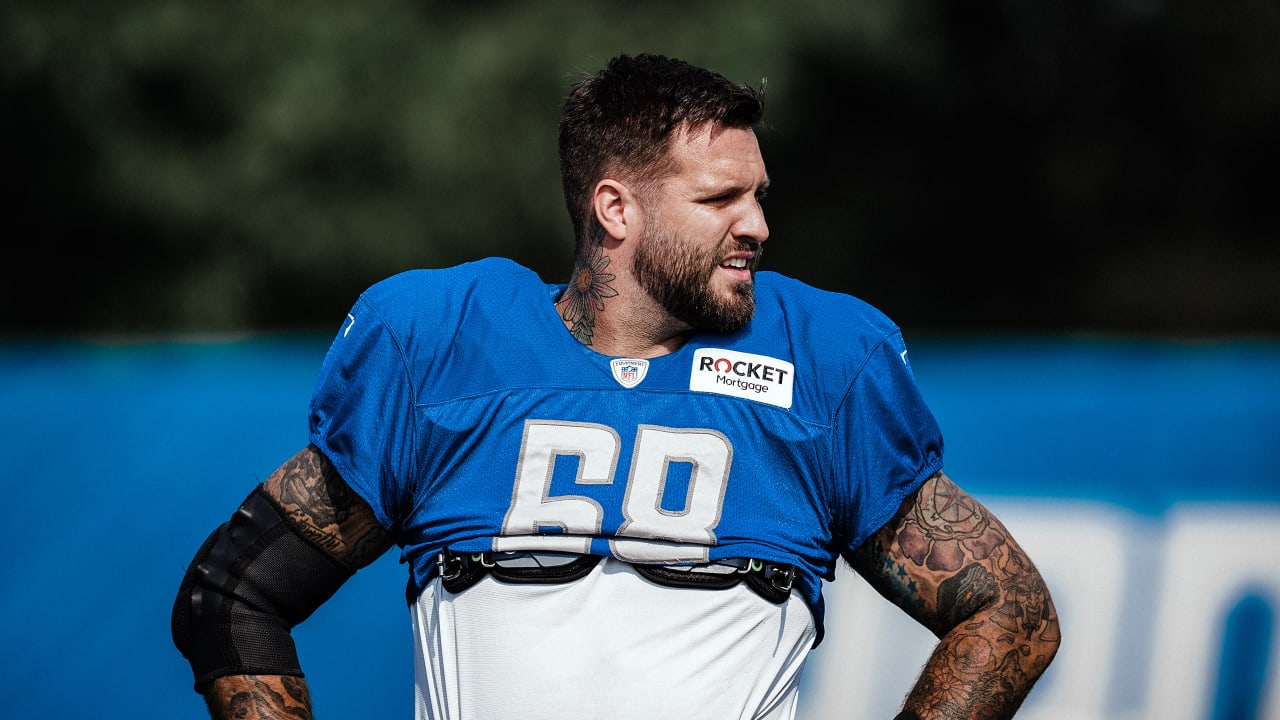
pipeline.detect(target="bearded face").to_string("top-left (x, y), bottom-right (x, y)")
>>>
top-left (631, 220), bottom-right (760, 333)
top-left (625, 123), bottom-right (769, 334)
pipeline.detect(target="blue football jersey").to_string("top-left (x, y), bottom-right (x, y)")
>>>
top-left (309, 257), bottom-right (943, 635)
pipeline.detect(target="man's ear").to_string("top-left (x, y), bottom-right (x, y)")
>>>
top-left (592, 179), bottom-right (637, 241)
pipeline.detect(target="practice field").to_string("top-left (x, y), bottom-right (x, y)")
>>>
top-left (1, 334), bottom-right (1276, 719)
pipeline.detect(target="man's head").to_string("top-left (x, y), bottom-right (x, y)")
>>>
top-left (558, 53), bottom-right (766, 254)
top-left (558, 54), bottom-right (768, 334)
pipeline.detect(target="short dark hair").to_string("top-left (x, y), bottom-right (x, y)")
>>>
top-left (558, 53), bottom-right (765, 255)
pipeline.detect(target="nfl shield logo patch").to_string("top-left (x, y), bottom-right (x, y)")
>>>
top-left (610, 358), bottom-right (649, 388)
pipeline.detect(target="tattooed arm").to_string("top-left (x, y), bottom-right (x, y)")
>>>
top-left (201, 445), bottom-right (394, 720)
top-left (848, 471), bottom-right (1060, 720)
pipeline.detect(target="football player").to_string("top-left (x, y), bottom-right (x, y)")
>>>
top-left (173, 52), bottom-right (1059, 720)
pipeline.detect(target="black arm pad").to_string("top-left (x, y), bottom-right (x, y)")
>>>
top-left (171, 485), bottom-right (355, 692)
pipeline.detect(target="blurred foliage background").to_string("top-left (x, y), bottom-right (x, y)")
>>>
top-left (3, 0), bottom-right (1276, 338)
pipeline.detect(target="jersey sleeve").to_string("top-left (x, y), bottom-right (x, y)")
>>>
top-left (308, 295), bottom-right (417, 534)
top-left (833, 329), bottom-right (944, 552)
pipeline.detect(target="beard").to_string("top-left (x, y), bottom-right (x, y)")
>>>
top-left (632, 225), bottom-right (759, 333)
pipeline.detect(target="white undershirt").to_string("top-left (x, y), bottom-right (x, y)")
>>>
top-left (410, 558), bottom-right (818, 720)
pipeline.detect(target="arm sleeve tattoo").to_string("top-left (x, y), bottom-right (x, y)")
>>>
top-left (850, 471), bottom-right (1060, 719)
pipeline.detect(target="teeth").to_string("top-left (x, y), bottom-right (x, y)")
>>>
top-left (723, 257), bottom-right (748, 269)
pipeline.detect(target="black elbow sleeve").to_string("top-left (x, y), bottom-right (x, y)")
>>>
top-left (171, 486), bottom-right (355, 692)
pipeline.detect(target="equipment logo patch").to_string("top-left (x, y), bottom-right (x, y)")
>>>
top-left (610, 358), bottom-right (650, 389)
top-left (689, 349), bottom-right (794, 409)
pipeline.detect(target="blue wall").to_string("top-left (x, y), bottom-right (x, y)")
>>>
top-left (1, 335), bottom-right (1276, 718)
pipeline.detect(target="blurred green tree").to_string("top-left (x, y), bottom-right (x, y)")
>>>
top-left (2, 1), bottom-right (1276, 337)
